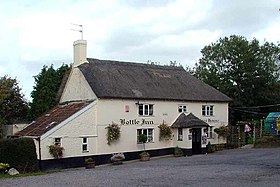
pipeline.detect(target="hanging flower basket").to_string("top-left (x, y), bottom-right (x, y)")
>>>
top-left (48, 145), bottom-right (64, 159)
top-left (158, 123), bottom-right (172, 141)
top-left (106, 123), bottom-right (121, 145)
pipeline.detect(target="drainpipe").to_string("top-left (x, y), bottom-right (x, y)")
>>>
top-left (36, 137), bottom-right (42, 171)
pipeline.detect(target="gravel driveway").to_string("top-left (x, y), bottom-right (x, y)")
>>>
top-left (1, 148), bottom-right (280, 187)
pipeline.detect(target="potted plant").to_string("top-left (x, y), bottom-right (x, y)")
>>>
top-left (85, 157), bottom-right (95, 169)
top-left (139, 151), bottom-right (150, 161)
top-left (111, 153), bottom-right (125, 165)
top-left (207, 142), bottom-right (215, 153)
top-left (48, 145), bottom-right (64, 159)
top-left (174, 146), bottom-right (183, 157)
top-left (139, 134), bottom-right (150, 161)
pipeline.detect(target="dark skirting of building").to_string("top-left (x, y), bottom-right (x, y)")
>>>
top-left (39, 147), bottom-right (206, 171)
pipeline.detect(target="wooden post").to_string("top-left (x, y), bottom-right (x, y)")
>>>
top-left (260, 119), bottom-right (263, 138)
top-left (238, 126), bottom-right (241, 148)
top-left (253, 124), bottom-right (256, 146)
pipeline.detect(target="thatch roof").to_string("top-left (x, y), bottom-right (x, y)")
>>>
top-left (79, 59), bottom-right (231, 102)
top-left (171, 113), bottom-right (209, 128)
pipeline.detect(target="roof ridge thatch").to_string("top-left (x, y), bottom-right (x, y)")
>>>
top-left (78, 58), bottom-right (232, 102)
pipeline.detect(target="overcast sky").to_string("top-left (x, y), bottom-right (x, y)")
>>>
top-left (1, 0), bottom-right (280, 101)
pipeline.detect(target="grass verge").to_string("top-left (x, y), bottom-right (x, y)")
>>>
top-left (0, 172), bottom-right (46, 179)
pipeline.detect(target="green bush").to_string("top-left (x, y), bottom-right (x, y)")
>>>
top-left (0, 138), bottom-right (38, 173)
top-left (255, 136), bottom-right (280, 148)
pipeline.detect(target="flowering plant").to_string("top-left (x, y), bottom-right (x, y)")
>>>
top-left (214, 126), bottom-right (230, 138)
top-left (106, 123), bottom-right (121, 145)
top-left (48, 145), bottom-right (64, 159)
top-left (0, 163), bottom-right (10, 170)
top-left (85, 157), bottom-right (94, 164)
top-left (111, 152), bottom-right (125, 161)
top-left (158, 122), bottom-right (172, 141)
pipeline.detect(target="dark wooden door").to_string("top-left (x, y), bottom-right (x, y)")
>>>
top-left (192, 128), bottom-right (202, 154)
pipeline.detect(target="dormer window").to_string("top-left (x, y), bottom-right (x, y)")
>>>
top-left (138, 104), bottom-right (153, 116)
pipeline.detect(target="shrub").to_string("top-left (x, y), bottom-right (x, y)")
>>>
top-left (0, 138), bottom-right (38, 173)
top-left (255, 136), bottom-right (280, 148)
top-left (0, 163), bottom-right (10, 170)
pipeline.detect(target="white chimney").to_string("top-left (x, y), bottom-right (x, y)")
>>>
top-left (73, 40), bottom-right (88, 67)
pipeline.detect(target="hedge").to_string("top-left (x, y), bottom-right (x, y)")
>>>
top-left (0, 138), bottom-right (38, 173)
top-left (255, 136), bottom-right (280, 148)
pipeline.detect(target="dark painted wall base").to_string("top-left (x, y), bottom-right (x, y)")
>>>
top-left (39, 147), bottom-right (207, 171)
top-left (182, 147), bottom-right (206, 156)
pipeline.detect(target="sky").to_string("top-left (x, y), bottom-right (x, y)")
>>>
top-left (0, 0), bottom-right (280, 101)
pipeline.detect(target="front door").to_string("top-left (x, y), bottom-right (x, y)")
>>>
top-left (192, 128), bottom-right (202, 154)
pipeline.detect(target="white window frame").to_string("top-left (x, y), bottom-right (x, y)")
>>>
top-left (137, 128), bottom-right (154, 143)
top-left (53, 138), bottom-right (62, 146)
top-left (82, 137), bottom-right (88, 152)
top-left (138, 104), bottom-right (154, 116)
top-left (207, 126), bottom-right (214, 139)
top-left (202, 105), bottom-right (214, 116)
top-left (178, 128), bottom-right (183, 141)
top-left (178, 105), bottom-right (187, 113)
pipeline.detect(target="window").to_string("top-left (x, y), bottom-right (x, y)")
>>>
top-left (178, 105), bottom-right (187, 113)
top-left (202, 105), bottom-right (214, 116)
top-left (54, 138), bottom-right (61, 146)
top-left (82, 137), bottom-right (88, 152)
top-left (206, 126), bottom-right (214, 139)
top-left (178, 128), bottom-right (183, 141)
top-left (138, 104), bottom-right (153, 116)
top-left (137, 129), bottom-right (154, 143)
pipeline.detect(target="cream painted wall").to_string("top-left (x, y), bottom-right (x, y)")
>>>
top-left (60, 68), bottom-right (97, 103)
top-left (38, 99), bottom-right (228, 160)
top-left (39, 103), bottom-right (97, 160)
top-left (95, 99), bottom-right (228, 154)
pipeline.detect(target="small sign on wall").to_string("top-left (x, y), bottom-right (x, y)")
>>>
top-left (202, 135), bottom-right (207, 144)
top-left (125, 105), bottom-right (129, 112)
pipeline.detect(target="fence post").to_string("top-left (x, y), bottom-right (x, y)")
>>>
top-left (260, 119), bottom-right (263, 138)
top-left (253, 124), bottom-right (256, 146)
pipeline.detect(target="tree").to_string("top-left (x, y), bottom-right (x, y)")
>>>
top-left (194, 35), bottom-right (280, 122)
top-left (0, 76), bottom-right (28, 138)
top-left (28, 64), bottom-right (70, 120)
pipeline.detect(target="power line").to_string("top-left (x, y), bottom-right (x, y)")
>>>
top-left (233, 103), bottom-right (280, 109)
top-left (231, 108), bottom-right (267, 116)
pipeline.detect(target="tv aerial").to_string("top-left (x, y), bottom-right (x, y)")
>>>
top-left (71, 23), bottom-right (83, 40)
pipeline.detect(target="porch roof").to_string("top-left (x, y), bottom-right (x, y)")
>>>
top-left (171, 113), bottom-right (209, 128)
